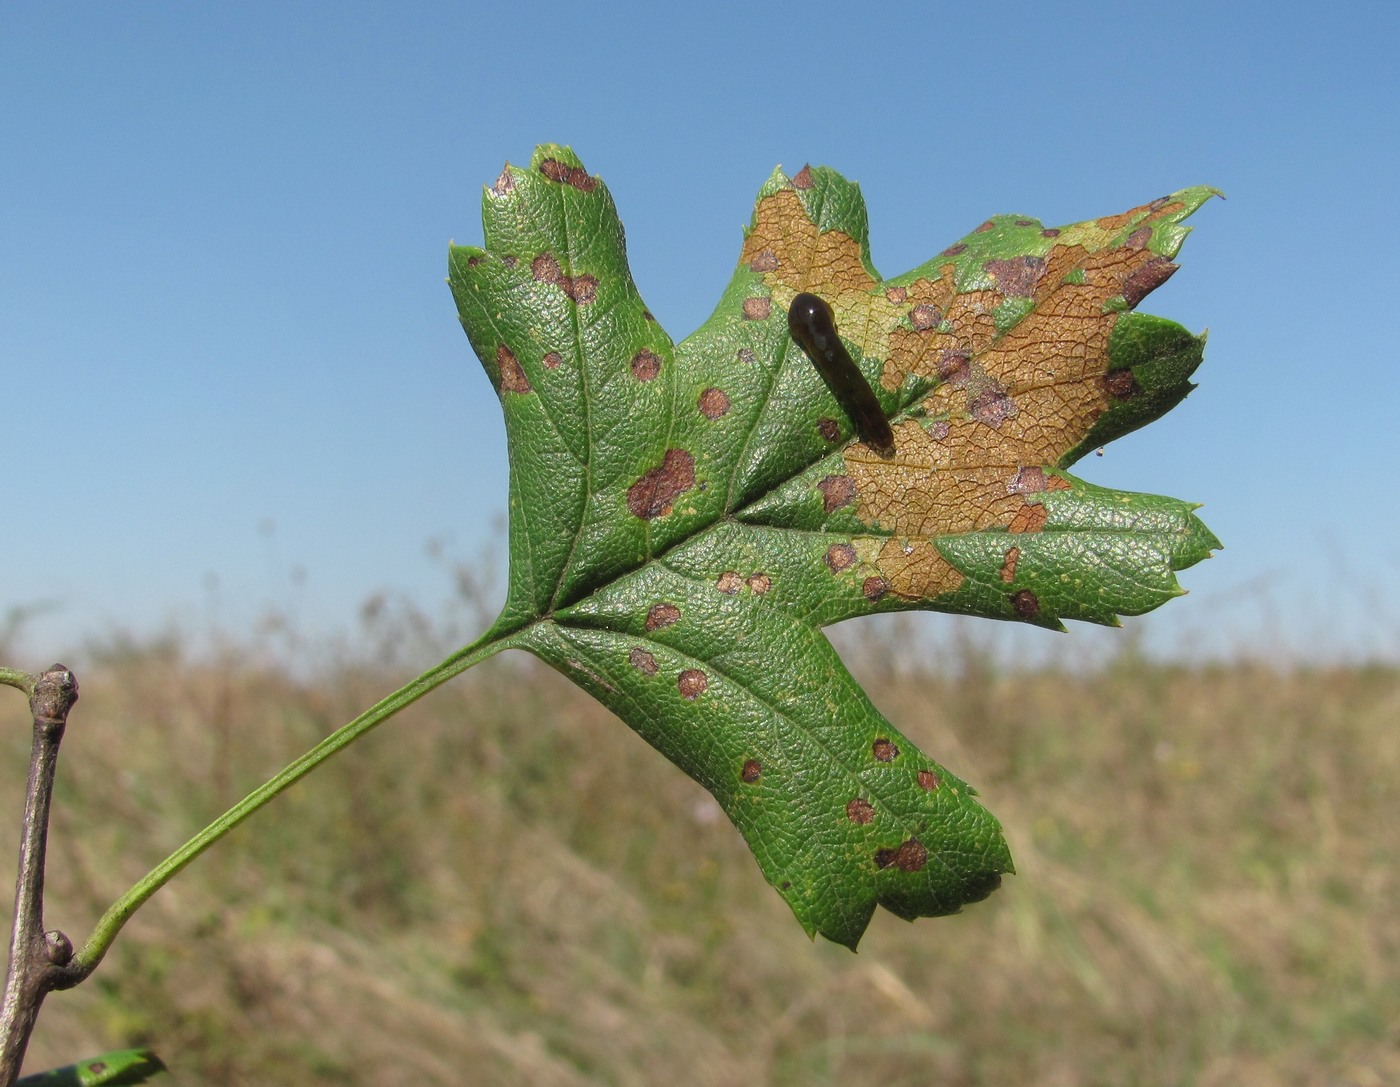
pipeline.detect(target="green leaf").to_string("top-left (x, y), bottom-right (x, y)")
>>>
top-left (18, 1049), bottom-right (167, 1086)
top-left (448, 146), bottom-right (1218, 948)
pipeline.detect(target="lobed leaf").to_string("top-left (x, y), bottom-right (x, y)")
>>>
top-left (448, 145), bottom-right (1217, 947)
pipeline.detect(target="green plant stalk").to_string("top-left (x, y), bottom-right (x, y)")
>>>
top-left (0, 672), bottom-right (33, 699)
top-left (63, 626), bottom-right (521, 983)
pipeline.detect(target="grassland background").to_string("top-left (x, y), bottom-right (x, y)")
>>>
top-left (1, 590), bottom-right (1396, 1086)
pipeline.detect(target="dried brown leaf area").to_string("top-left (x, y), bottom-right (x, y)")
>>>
top-left (742, 186), bottom-right (1190, 599)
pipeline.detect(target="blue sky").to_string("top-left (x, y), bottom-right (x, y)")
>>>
top-left (3, 1), bottom-right (1397, 665)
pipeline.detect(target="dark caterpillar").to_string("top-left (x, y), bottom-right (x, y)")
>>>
top-left (787, 292), bottom-right (895, 458)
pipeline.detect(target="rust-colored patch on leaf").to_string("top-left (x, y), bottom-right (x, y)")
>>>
top-left (698, 387), bottom-right (731, 419)
top-left (872, 738), bottom-right (899, 762)
top-left (531, 252), bottom-right (597, 305)
top-left (1008, 503), bottom-right (1049, 534)
top-left (875, 537), bottom-right (965, 599)
top-left (825, 543), bottom-right (857, 572)
top-left (496, 344), bottom-right (531, 394)
top-left (817, 475), bottom-right (858, 512)
top-left (876, 839), bottom-right (928, 872)
top-left (791, 164), bottom-right (814, 189)
top-left (1011, 589), bottom-right (1041, 619)
top-left (645, 603), bottom-right (680, 630)
top-left (741, 759), bottom-right (762, 783)
top-left (838, 193), bottom-right (1195, 603)
top-left (1000, 546), bottom-right (1021, 583)
top-left (817, 417), bottom-right (841, 443)
top-left (911, 303), bottom-right (941, 330)
top-left (886, 286), bottom-right (908, 304)
top-left (846, 797), bottom-right (875, 824)
top-left (740, 189), bottom-right (876, 305)
top-left (677, 669), bottom-right (708, 700)
top-left (917, 769), bottom-right (940, 791)
top-left (862, 576), bottom-right (889, 601)
top-left (985, 255), bottom-right (1047, 298)
top-left (746, 573), bottom-right (772, 594)
top-left (1105, 369), bottom-right (1139, 400)
top-left (742, 297), bottom-right (772, 321)
top-left (1008, 466), bottom-right (1049, 494)
top-left (1122, 257), bottom-right (1177, 307)
top-left (716, 571), bottom-right (744, 595)
top-left (627, 449), bottom-right (696, 520)
top-left (543, 351), bottom-right (562, 370)
top-left (563, 274), bottom-right (598, 304)
top-left (631, 349), bottom-right (662, 381)
top-left (539, 158), bottom-right (597, 191)
top-left (749, 248), bottom-right (779, 272)
top-left (629, 648), bottom-right (658, 675)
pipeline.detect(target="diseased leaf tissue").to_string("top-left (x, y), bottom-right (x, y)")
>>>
top-left (448, 145), bottom-right (1218, 949)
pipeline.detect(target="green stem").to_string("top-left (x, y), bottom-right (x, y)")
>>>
top-left (61, 627), bottom-right (520, 984)
top-left (0, 672), bottom-right (34, 699)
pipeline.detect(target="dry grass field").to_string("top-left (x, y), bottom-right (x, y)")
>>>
top-left (3, 607), bottom-right (1396, 1086)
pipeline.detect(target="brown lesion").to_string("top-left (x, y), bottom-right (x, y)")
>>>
top-left (740, 185), bottom-right (1188, 604)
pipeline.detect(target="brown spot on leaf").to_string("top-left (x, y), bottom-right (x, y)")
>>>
top-left (1000, 546), bottom-right (1021, 583)
top-left (677, 669), bottom-right (708, 700)
top-left (1124, 225), bottom-right (1153, 250)
top-left (543, 351), bottom-right (562, 369)
top-left (716, 571), bottom-right (744, 595)
top-left (942, 242), bottom-right (968, 257)
top-left (910, 303), bottom-right (941, 330)
top-left (466, 254), bottom-right (484, 267)
top-left (501, 255), bottom-right (517, 269)
top-left (825, 543), bottom-right (857, 572)
top-left (496, 344), bottom-right (531, 394)
top-left (532, 252), bottom-right (562, 284)
top-left (1008, 503), bottom-right (1049, 534)
top-left (563, 274), bottom-right (598, 305)
top-left (863, 576), bottom-right (889, 601)
top-left (817, 417), bottom-right (841, 442)
top-left (631, 349), bottom-right (662, 381)
top-left (985, 255), bottom-right (1047, 298)
top-left (627, 449), bottom-right (696, 520)
top-left (886, 286), bottom-right (908, 304)
top-left (629, 648), bottom-right (658, 675)
top-left (749, 249), bottom-right (779, 273)
top-left (818, 475), bottom-right (858, 512)
top-left (1008, 466), bottom-right (1049, 494)
top-left (917, 769), bottom-right (940, 791)
top-left (937, 349), bottom-right (971, 385)
top-left (643, 310), bottom-right (656, 322)
top-left (737, 347), bottom-right (756, 365)
top-left (539, 158), bottom-right (597, 191)
top-left (645, 603), bottom-right (680, 630)
top-left (1121, 257), bottom-right (1178, 307)
top-left (970, 387), bottom-right (1015, 427)
top-left (875, 839), bottom-right (928, 872)
top-left (741, 759), bottom-right (762, 783)
top-left (1015, 219), bottom-right (1035, 227)
top-left (1047, 474), bottom-right (1071, 491)
top-left (742, 297), bottom-right (772, 321)
top-left (530, 252), bottom-right (597, 304)
top-left (491, 168), bottom-right (514, 196)
top-left (872, 738), bottom-right (899, 762)
top-left (846, 798), bottom-right (875, 824)
top-left (1105, 369), bottom-right (1139, 400)
top-left (1011, 589), bottom-right (1041, 619)
top-left (1042, 227), bottom-right (1061, 238)
top-left (974, 220), bottom-right (996, 233)
top-left (791, 164), bottom-right (814, 189)
top-left (746, 573), bottom-right (772, 594)
top-left (698, 387), bottom-right (731, 419)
